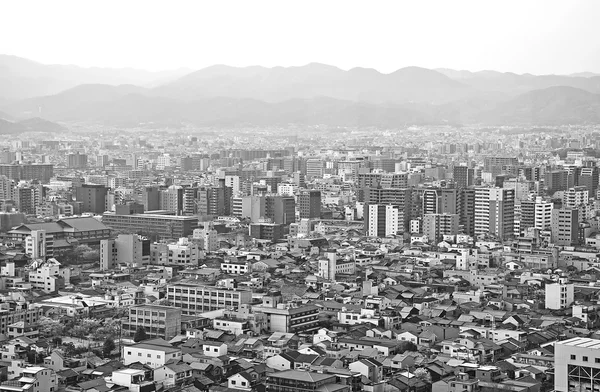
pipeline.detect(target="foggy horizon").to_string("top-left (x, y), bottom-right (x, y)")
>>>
top-left (1, 0), bottom-right (599, 75)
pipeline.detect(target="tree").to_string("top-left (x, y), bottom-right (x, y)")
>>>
top-left (103, 338), bottom-right (116, 357)
top-left (38, 316), bottom-right (65, 337)
top-left (414, 368), bottom-right (432, 383)
top-left (133, 326), bottom-right (148, 342)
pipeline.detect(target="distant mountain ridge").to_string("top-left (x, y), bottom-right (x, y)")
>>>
top-left (1, 55), bottom-right (600, 127)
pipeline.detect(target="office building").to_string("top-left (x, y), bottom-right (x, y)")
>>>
top-left (551, 208), bottom-right (579, 246)
top-left (197, 181), bottom-right (233, 216)
top-left (149, 237), bottom-right (202, 266)
top-left (474, 188), bottom-right (515, 240)
top-left (253, 304), bottom-right (320, 334)
top-left (143, 186), bottom-right (161, 211)
top-left (122, 304), bottom-right (182, 341)
top-left (298, 190), bottom-right (321, 219)
top-left (545, 170), bottom-right (569, 195)
top-left (166, 283), bottom-right (253, 314)
top-left (75, 184), bottom-right (109, 214)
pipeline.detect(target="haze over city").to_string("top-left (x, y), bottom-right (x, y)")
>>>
top-left (1, 3), bottom-right (600, 392)
top-left (1, 0), bottom-right (599, 75)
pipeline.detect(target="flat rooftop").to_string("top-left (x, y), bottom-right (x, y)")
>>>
top-left (558, 337), bottom-right (600, 349)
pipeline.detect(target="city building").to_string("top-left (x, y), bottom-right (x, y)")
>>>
top-left (166, 283), bottom-right (253, 314)
top-left (122, 305), bottom-right (182, 341)
top-left (474, 188), bottom-right (515, 240)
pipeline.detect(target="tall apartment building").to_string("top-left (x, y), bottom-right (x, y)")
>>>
top-left (364, 204), bottom-right (402, 237)
top-left (75, 184), bottom-right (109, 214)
top-left (563, 186), bottom-right (589, 208)
top-left (459, 188), bottom-right (476, 237)
top-left (551, 208), bottom-right (579, 246)
top-left (422, 188), bottom-right (458, 216)
top-left (166, 283), bottom-right (253, 314)
top-left (474, 188), bottom-right (515, 240)
top-left (197, 182), bottom-right (232, 216)
top-left (453, 165), bottom-right (475, 189)
top-left (520, 197), bottom-right (553, 231)
top-left (298, 190), bottom-right (321, 219)
top-left (122, 304), bottom-right (182, 341)
top-left (15, 184), bottom-right (45, 215)
top-left (159, 185), bottom-right (184, 214)
top-left (545, 170), bottom-right (569, 195)
top-left (365, 188), bottom-right (413, 231)
top-left (423, 213), bottom-right (460, 243)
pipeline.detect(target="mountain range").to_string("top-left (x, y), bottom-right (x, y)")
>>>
top-left (1, 55), bottom-right (600, 127)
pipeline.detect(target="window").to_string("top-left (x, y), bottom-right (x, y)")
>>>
top-left (138, 353), bottom-right (142, 356)
top-left (595, 358), bottom-right (600, 364)
top-left (127, 351), bottom-right (132, 355)
top-left (231, 381), bottom-right (236, 385)
top-left (571, 355), bottom-right (576, 360)
top-left (584, 356), bottom-right (589, 362)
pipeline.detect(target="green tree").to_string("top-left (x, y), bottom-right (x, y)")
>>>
top-left (103, 338), bottom-right (116, 357)
top-left (133, 326), bottom-right (148, 342)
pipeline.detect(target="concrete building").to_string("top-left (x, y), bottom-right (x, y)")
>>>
top-left (100, 234), bottom-right (149, 270)
top-left (122, 305), bottom-right (182, 341)
top-left (423, 213), bottom-right (459, 243)
top-left (75, 184), bottom-right (109, 214)
top-left (317, 249), bottom-right (355, 280)
top-left (551, 208), bottom-right (579, 246)
top-left (102, 209), bottom-right (198, 240)
top-left (122, 338), bottom-right (182, 369)
top-left (27, 258), bottom-right (70, 293)
top-left (365, 204), bottom-right (401, 237)
top-left (474, 188), bottom-right (515, 240)
top-left (298, 190), bottom-right (321, 219)
top-left (0, 366), bottom-right (57, 392)
top-left (555, 337), bottom-right (600, 392)
top-left (25, 230), bottom-right (46, 260)
top-left (545, 277), bottom-right (574, 310)
top-left (253, 304), bottom-right (320, 334)
top-left (166, 283), bottom-right (253, 314)
top-left (149, 237), bottom-right (202, 266)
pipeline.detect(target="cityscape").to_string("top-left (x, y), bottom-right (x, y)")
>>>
top-left (1, 2), bottom-right (600, 392)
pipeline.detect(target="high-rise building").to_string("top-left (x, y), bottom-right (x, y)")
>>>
top-left (159, 185), bottom-right (184, 214)
top-left (197, 182), bottom-right (232, 216)
top-left (453, 166), bottom-right (474, 188)
top-left (551, 208), bottom-right (579, 246)
top-left (75, 184), bottom-right (109, 214)
top-left (563, 186), bottom-right (589, 208)
top-left (520, 197), bottom-right (553, 232)
top-left (143, 186), bottom-right (161, 211)
top-left (423, 213), bottom-right (460, 243)
top-left (545, 170), bottom-right (569, 195)
top-left (474, 188), bottom-right (515, 240)
top-left (67, 152), bottom-right (88, 168)
top-left (364, 204), bottom-right (402, 237)
top-left (305, 158), bottom-right (324, 179)
top-left (15, 184), bottom-right (44, 215)
top-left (298, 190), bottom-right (321, 219)
top-left (483, 156), bottom-right (518, 175)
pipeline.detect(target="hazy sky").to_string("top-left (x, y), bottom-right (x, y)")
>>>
top-left (1, 0), bottom-right (599, 74)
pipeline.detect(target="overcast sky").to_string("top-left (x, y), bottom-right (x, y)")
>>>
top-left (1, 0), bottom-right (599, 75)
